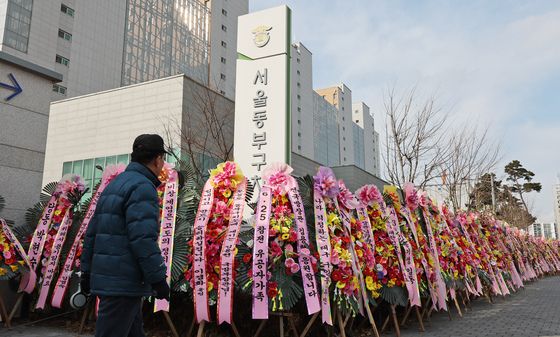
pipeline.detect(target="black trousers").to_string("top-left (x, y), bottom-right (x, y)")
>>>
top-left (95, 296), bottom-right (145, 337)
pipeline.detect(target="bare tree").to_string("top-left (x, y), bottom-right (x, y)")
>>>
top-left (441, 125), bottom-right (501, 211)
top-left (164, 80), bottom-right (234, 184)
top-left (383, 87), bottom-right (451, 190)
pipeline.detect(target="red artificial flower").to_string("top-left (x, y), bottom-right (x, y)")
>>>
top-left (243, 253), bottom-right (252, 263)
top-left (331, 269), bottom-right (342, 282)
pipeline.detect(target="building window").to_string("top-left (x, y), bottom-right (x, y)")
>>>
top-left (58, 29), bottom-right (72, 41)
top-left (341, 97), bottom-right (344, 101)
top-left (298, 145), bottom-right (301, 150)
top-left (221, 25), bottom-right (227, 32)
top-left (220, 90), bottom-right (226, 95)
top-left (342, 117), bottom-right (345, 121)
top-left (297, 94), bottom-right (300, 100)
top-left (342, 127), bottom-right (345, 131)
top-left (342, 107), bottom-right (345, 111)
top-left (61, 4), bottom-right (74, 17)
top-left (298, 132), bottom-right (301, 137)
top-left (220, 73), bottom-right (226, 80)
top-left (356, 120), bottom-right (359, 123)
top-left (52, 84), bottom-right (67, 95)
top-left (343, 137), bottom-right (346, 141)
top-left (297, 119), bottom-right (301, 125)
top-left (221, 57), bottom-right (226, 64)
top-left (297, 58), bottom-right (300, 63)
top-left (297, 107), bottom-right (301, 112)
top-left (221, 40), bottom-right (227, 47)
top-left (3, 0), bottom-right (33, 53)
top-left (222, 8), bottom-right (227, 16)
top-left (55, 54), bottom-right (70, 66)
top-left (297, 70), bottom-right (300, 75)
top-left (297, 82), bottom-right (300, 87)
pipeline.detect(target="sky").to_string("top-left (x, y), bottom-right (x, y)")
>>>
top-left (251, 0), bottom-right (560, 222)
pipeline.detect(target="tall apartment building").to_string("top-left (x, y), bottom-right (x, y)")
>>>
top-left (528, 223), bottom-right (558, 240)
top-left (553, 177), bottom-right (560, 226)
top-left (315, 84), bottom-right (355, 166)
top-left (0, 0), bottom-right (247, 224)
top-left (353, 102), bottom-right (381, 176)
top-left (2, 0), bottom-right (246, 101)
top-left (291, 42), bottom-right (314, 160)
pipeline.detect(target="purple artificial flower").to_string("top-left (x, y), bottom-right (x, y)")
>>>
top-left (313, 166), bottom-right (339, 198)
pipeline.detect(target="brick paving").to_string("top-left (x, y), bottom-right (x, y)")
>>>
top-left (1, 276), bottom-right (559, 337)
top-left (396, 275), bottom-right (560, 337)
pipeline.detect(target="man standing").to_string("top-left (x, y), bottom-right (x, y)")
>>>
top-left (81, 134), bottom-right (170, 337)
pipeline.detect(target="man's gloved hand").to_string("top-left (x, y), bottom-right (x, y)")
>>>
top-left (80, 272), bottom-right (91, 296)
top-left (152, 279), bottom-right (170, 301)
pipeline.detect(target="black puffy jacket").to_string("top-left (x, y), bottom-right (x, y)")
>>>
top-left (81, 162), bottom-right (166, 296)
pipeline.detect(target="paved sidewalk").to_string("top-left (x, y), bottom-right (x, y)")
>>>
top-left (0, 325), bottom-right (92, 337)
top-left (397, 275), bottom-right (560, 337)
top-left (2, 276), bottom-right (559, 336)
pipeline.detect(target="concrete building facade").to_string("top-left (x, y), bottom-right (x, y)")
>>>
top-left (0, 54), bottom-right (61, 224)
top-left (42, 74), bottom-right (234, 197)
top-left (528, 223), bottom-right (558, 240)
top-left (553, 178), bottom-right (560, 227)
top-left (2, 0), bottom-right (247, 101)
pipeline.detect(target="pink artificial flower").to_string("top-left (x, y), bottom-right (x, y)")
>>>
top-left (337, 180), bottom-right (360, 210)
top-left (331, 250), bottom-right (340, 265)
top-left (262, 162), bottom-right (296, 194)
top-left (404, 182), bottom-right (419, 210)
top-left (355, 184), bottom-right (383, 207)
top-left (213, 200), bottom-right (230, 217)
top-left (102, 163), bottom-right (127, 181)
top-left (285, 244), bottom-right (294, 254)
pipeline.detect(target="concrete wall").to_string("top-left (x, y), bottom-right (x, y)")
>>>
top-left (43, 75), bottom-right (185, 185)
top-left (332, 165), bottom-right (389, 193)
top-left (0, 61), bottom-right (58, 225)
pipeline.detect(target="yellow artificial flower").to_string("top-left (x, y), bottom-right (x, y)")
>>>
top-left (388, 279), bottom-right (396, 287)
top-left (356, 249), bottom-right (363, 258)
top-left (0, 268), bottom-right (6, 276)
top-left (340, 249), bottom-right (351, 261)
top-left (281, 226), bottom-right (289, 234)
top-left (222, 189), bottom-right (232, 198)
top-left (207, 281), bottom-right (214, 292)
top-left (214, 265), bottom-right (220, 274)
top-left (336, 281), bottom-right (346, 289)
top-left (281, 233), bottom-right (290, 240)
top-left (327, 213), bottom-right (339, 225)
top-left (10, 265), bottom-right (18, 272)
top-left (365, 276), bottom-right (374, 290)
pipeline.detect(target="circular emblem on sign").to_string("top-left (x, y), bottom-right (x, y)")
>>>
top-left (252, 25), bottom-right (272, 48)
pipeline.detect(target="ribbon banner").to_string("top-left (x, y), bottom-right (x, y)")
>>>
top-left (36, 212), bottom-right (73, 309)
top-left (338, 206), bottom-right (366, 316)
top-left (421, 209), bottom-right (448, 311)
top-left (193, 181), bottom-right (214, 323)
top-left (51, 174), bottom-right (116, 308)
top-left (23, 195), bottom-right (58, 291)
top-left (217, 178), bottom-right (247, 325)
top-left (287, 186), bottom-right (320, 316)
top-left (356, 206), bottom-right (376, 263)
top-left (155, 170), bottom-right (179, 312)
top-left (252, 186), bottom-right (272, 319)
top-left (385, 207), bottom-right (421, 307)
top-left (0, 218), bottom-right (36, 291)
top-left (313, 189), bottom-right (333, 325)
